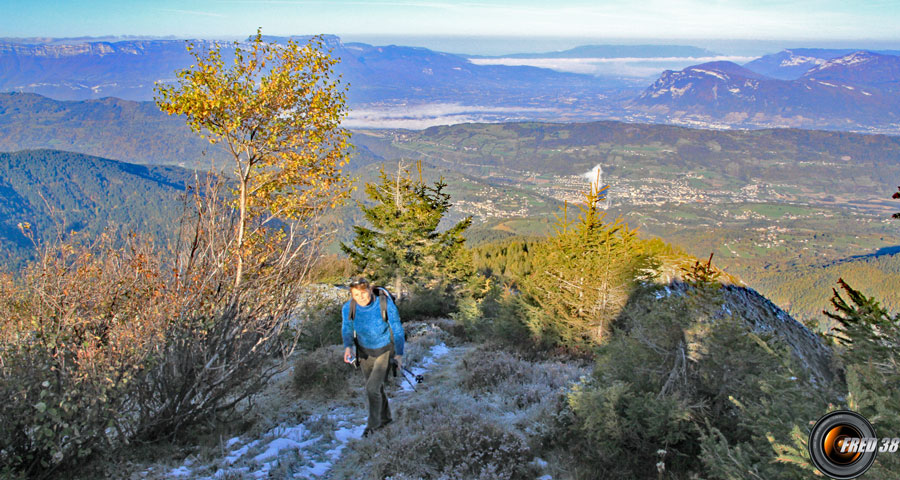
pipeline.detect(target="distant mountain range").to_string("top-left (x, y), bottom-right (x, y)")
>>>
top-left (634, 50), bottom-right (900, 130)
top-left (0, 39), bottom-right (201, 101)
top-left (469, 44), bottom-right (719, 59)
top-left (743, 48), bottom-right (900, 80)
top-left (2, 37), bottom-right (900, 131)
top-left (0, 35), bottom-right (622, 109)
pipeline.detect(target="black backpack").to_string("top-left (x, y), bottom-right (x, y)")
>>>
top-left (349, 286), bottom-right (396, 363)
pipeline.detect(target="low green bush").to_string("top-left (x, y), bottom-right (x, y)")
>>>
top-left (398, 287), bottom-right (458, 321)
top-left (559, 286), bottom-right (835, 479)
top-left (452, 280), bottom-right (531, 349)
top-left (291, 346), bottom-right (355, 397)
top-left (296, 303), bottom-right (343, 351)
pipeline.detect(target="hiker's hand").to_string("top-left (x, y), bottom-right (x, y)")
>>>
top-left (344, 347), bottom-right (353, 364)
top-left (394, 356), bottom-right (402, 370)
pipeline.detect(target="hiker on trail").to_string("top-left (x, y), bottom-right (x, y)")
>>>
top-left (341, 277), bottom-right (405, 437)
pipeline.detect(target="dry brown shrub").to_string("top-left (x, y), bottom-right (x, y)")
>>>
top-left (0, 174), bottom-right (335, 478)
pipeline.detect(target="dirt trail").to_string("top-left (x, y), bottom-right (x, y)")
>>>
top-left (137, 325), bottom-right (466, 480)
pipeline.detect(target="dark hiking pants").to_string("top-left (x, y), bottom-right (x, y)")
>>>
top-left (359, 348), bottom-right (393, 431)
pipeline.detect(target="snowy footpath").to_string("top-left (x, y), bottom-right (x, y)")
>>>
top-left (153, 343), bottom-right (453, 479)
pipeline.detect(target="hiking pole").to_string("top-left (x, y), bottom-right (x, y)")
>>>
top-left (402, 365), bottom-right (424, 384)
top-left (392, 359), bottom-right (418, 392)
top-left (399, 367), bottom-right (419, 392)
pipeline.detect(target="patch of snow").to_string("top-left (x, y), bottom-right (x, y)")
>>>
top-left (334, 424), bottom-right (365, 443)
top-left (401, 342), bottom-right (450, 391)
top-left (780, 55), bottom-right (826, 67)
top-left (654, 285), bottom-right (675, 299)
top-left (810, 52), bottom-right (872, 73)
top-left (689, 68), bottom-right (728, 81)
top-left (728, 87), bottom-right (740, 94)
top-left (669, 84), bottom-right (691, 98)
top-left (214, 467), bottom-right (250, 478)
top-left (253, 437), bottom-right (306, 463)
top-left (429, 343), bottom-right (450, 358)
top-left (417, 343), bottom-right (450, 368)
top-left (843, 85), bottom-right (855, 90)
top-left (834, 52), bottom-right (871, 66)
top-left (225, 439), bottom-right (260, 465)
top-left (297, 460), bottom-right (333, 478)
top-left (168, 466), bottom-right (192, 477)
top-left (816, 81), bottom-right (837, 87)
top-left (225, 437), bottom-right (241, 448)
top-left (862, 91), bottom-right (872, 96)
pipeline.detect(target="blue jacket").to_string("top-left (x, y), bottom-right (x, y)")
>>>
top-left (342, 293), bottom-right (405, 356)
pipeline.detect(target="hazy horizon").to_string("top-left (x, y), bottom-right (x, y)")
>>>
top-left (5, 0), bottom-right (900, 50)
top-left (5, 33), bottom-right (900, 58)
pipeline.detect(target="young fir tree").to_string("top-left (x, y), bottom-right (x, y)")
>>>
top-left (341, 161), bottom-right (473, 296)
top-left (519, 180), bottom-right (648, 349)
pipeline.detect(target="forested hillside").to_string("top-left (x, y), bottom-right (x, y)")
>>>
top-left (0, 93), bottom-right (218, 167)
top-left (0, 149), bottom-right (193, 263)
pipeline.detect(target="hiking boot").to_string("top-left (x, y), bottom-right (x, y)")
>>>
top-left (363, 427), bottom-right (373, 438)
top-left (380, 418), bottom-right (393, 428)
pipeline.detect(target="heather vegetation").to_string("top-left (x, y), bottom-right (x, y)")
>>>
top-left (0, 32), bottom-right (352, 479)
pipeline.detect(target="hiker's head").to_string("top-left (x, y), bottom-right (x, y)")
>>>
top-left (349, 277), bottom-right (373, 306)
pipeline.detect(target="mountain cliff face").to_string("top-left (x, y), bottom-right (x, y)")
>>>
top-left (0, 39), bottom-right (224, 100)
top-left (718, 283), bottom-right (835, 383)
top-left (634, 51), bottom-right (900, 129)
top-left (637, 61), bottom-right (775, 111)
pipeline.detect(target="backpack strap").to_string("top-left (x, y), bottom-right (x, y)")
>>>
top-left (376, 288), bottom-right (394, 348)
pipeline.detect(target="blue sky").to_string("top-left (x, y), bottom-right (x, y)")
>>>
top-left (3, 0), bottom-right (900, 41)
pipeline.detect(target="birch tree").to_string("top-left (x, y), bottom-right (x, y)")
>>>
top-left (155, 29), bottom-right (351, 287)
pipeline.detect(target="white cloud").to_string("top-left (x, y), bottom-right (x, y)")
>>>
top-left (469, 56), bottom-right (758, 77)
top-left (345, 103), bottom-right (553, 129)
